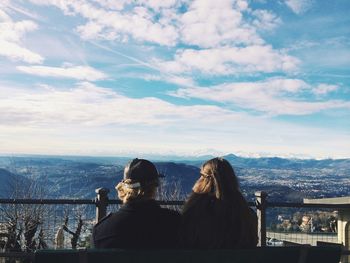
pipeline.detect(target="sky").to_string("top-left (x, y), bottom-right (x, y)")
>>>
top-left (0, 0), bottom-right (349, 159)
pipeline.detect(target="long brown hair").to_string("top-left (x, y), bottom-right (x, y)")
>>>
top-left (182, 157), bottom-right (257, 248)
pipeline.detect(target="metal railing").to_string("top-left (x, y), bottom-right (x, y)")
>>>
top-left (1, 189), bottom-right (350, 261)
top-left (1, 190), bottom-right (350, 244)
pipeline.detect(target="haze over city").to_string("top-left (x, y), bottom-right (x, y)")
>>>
top-left (1, 0), bottom-right (349, 158)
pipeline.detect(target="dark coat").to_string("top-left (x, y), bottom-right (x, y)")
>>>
top-left (181, 193), bottom-right (257, 249)
top-left (93, 200), bottom-right (181, 249)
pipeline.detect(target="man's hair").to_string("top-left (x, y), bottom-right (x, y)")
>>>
top-left (116, 158), bottom-right (159, 203)
top-left (116, 179), bottom-right (157, 203)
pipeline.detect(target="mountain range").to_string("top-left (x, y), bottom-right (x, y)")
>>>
top-left (0, 154), bottom-right (349, 202)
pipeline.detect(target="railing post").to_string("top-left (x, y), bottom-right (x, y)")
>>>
top-left (255, 191), bottom-right (268, 247)
top-left (337, 211), bottom-right (350, 263)
top-left (95, 188), bottom-right (110, 223)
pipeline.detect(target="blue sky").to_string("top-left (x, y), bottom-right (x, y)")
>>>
top-left (0, 0), bottom-right (349, 158)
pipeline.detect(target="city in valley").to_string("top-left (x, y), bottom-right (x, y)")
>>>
top-left (0, 154), bottom-right (349, 248)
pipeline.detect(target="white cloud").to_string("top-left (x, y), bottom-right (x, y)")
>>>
top-left (4, 2), bottom-right (43, 21)
top-left (0, 20), bottom-right (37, 42)
top-left (138, 0), bottom-right (179, 11)
top-left (157, 45), bottom-right (299, 75)
top-left (164, 75), bottom-right (195, 87)
top-left (142, 74), bottom-right (195, 87)
top-left (179, 0), bottom-right (262, 48)
top-left (2, 1), bottom-right (348, 158)
top-left (25, 0), bottom-right (293, 78)
top-left (91, 0), bottom-right (131, 11)
top-left (30, 0), bottom-right (179, 46)
top-left (16, 65), bottom-right (108, 81)
top-left (76, 22), bottom-right (105, 40)
top-left (28, 0), bottom-right (276, 49)
top-left (0, 9), bottom-right (11, 22)
top-left (252, 9), bottom-right (282, 31)
top-left (285, 0), bottom-right (312, 14)
top-left (0, 40), bottom-right (44, 64)
top-left (0, 82), bottom-right (244, 127)
top-left (92, 0), bottom-right (178, 12)
top-left (172, 78), bottom-right (350, 115)
top-left (0, 10), bottom-right (44, 63)
top-left (1, 82), bottom-right (349, 158)
top-left (313, 84), bottom-right (338, 96)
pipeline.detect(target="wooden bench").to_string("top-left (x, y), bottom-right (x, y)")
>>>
top-left (34, 246), bottom-right (341, 263)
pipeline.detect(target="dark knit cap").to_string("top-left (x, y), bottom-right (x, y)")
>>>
top-left (123, 158), bottom-right (160, 187)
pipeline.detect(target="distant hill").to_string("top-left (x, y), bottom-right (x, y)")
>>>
top-left (42, 161), bottom-right (199, 198)
top-left (222, 154), bottom-right (350, 170)
top-left (2, 154), bottom-right (349, 169)
top-left (0, 160), bottom-right (199, 199)
top-left (155, 162), bottom-right (199, 194)
top-left (0, 160), bottom-right (308, 202)
top-left (0, 168), bottom-right (30, 198)
top-left (0, 155), bottom-right (349, 201)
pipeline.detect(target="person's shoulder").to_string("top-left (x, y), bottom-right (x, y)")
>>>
top-left (94, 212), bottom-right (113, 229)
top-left (93, 211), bottom-right (130, 240)
top-left (248, 207), bottom-right (257, 218)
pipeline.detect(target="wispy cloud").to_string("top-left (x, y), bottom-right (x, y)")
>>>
top-left (156, 45), bottom-right (299, 75)
top-left (4, 1), bottom-right (43, 21)
top-left (285, 0), bottom-right (313, 15)
top-left (0, 8), bottom-right (44, 63)
top-left (89, 41), bottom-right (162, 73)
top-left (30, 0), bottom-right (180, 46)
top-left (1, 82), bottom-right (349, 158)
top-left (0, 40), bottom-right (43, 64)
top-left (16, 64), bottom-right (108, 81)
top-left (0, 81), bottom-right (245, 127)
top-left (28, 0), bottom-right (273, 48)
top-left (313, 84), bottom-right (338, 96)
top-left (171, 78), bottom-right (350, 115)
top-left (179, 0), bottom-right (262, 48)
top-left (27, 0), bottom-right (294, 78)
top-left (89, 41), bottom-right (196, 87)
top-left (1, 0), bottom-right (349, 158)
top-left (251, 9), bottom-right (282, 31)
top-left (143, 74), bottom-right (196, 88)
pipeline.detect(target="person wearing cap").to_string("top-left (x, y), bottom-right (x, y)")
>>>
top-left (92, 158), bottom-right (181, 249)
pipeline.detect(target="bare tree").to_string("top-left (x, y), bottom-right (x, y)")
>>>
top-left (0, 164), bottom-right (48, 253)
top-left (63, 215), bottom-right (83, 249)
top-left (56, 206), bottom-right (86, 249)
top-left (157, 179), bottom-right (185, 212)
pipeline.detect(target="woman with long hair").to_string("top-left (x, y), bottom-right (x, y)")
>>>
top-left (182, 157), bottom-right (258, 249)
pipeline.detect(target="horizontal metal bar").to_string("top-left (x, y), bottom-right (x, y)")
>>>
top-left (1, 199), bottom-right (350, 209)
top-left (109, 200), bottom-right (186, 205)
top-left (156, 200), bottom-right (184, 205)
top-left (0, 199), bottom-right (183, 205)
top-left (0, 199), bottom-right (95, 205)
top-left (266, 202), bottom-right (350, 209)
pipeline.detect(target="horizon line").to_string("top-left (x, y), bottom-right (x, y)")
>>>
top-left (0, 152), bottom-right (349, 161)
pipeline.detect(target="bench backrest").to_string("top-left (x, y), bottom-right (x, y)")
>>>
top-left (34, 246), bottom-right (341, 263)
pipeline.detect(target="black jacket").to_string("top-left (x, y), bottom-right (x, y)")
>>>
top-left (93, 200), bottom-right (181, 249)
top-left (181, 193), bottom-right (257, 249)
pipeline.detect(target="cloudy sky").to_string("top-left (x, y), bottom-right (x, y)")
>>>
top-left (0, 0), bottom-right (349, 158)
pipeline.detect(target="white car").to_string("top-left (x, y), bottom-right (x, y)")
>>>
top-left (267, 238), bottom-right (284, 246)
